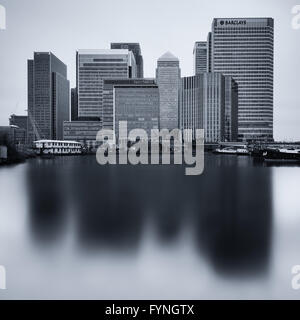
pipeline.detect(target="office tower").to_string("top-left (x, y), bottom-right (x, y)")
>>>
top-left (207, 32), bottom-right (212, 72)
top-left (113, 79), bottom-right (159, 140)
top-left (180, 73), bottom-right (234, 143)
top-left (211, 18), bottom-right (274, 141)
top-left (193, 41), bottom-right (207, 74)
top-left (103, 78), bottom-right (156, 131)
top-left (9, 114), bottom-right (28, 132)
top-left (203, 73), bottom-right (225, 143)
top-left (156, 52), bottom-right (181, 131)
top-left (76, 49), bottom-right (136, 123)
top-left (71, 88), bottom-right (78, 121)
top-left (63, 120), bottom-right (102, 148)
top-left (225, 76), bottom-right (238, 141)
top-left (110, 43), bottom-right (144, 78)
top-left (27, 52), bottom-right (70, 143)
top-left (180, 75), bottom-right (204, 141)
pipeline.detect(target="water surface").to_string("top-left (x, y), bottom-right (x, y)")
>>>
top-left (0, 154), bottom-right (300, 299)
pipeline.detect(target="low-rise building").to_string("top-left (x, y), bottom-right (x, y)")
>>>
top-left (0, 125), bottom-right (27, 146)
top-left (9, 114), bottom-right (28, 132)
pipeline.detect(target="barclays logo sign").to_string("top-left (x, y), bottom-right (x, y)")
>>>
top-left (0, 4), bottom-right (6, 30)
top-left (220, 20), bottom-right (247, 26)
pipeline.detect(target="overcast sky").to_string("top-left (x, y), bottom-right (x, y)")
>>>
top-left (0, 0), bottom-right (299, 140)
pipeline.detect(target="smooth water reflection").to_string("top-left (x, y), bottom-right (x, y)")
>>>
top-left (0, 154), bottom-right (300, 299)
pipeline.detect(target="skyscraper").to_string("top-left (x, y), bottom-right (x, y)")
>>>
top-left (211, 18), bottom-right (274, 142)
top-left (180, 75), bottom-right (204, 141)
top-left (203, 73), bottom-right (225, 143)
top-left (193, 41), bottom-right (207, 74)
top-left (110, 43), bottom-right (144, 78)
top-left (76, 49), bottom-right (136, 123)
top-left (180, 73), bottom-right (236, 143)
top-left (27, 52), bottom-right (70, 143)
top-left (156, 52), bottom-right (181, 131)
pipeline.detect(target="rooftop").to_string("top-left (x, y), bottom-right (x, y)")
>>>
top-left (34, 140), bottom-right (82, 144)
top-left (158, 51), bottom-right (179, 62)
top-left (77, 49), bottom-right (129, 55)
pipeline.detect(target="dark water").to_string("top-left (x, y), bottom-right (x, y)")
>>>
top-left (0, 154), bottom-right (300, 299)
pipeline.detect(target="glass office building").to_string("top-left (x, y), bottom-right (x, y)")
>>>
top-left (113, 80), bottom-right (159, 141)
top-left (103, 78), bottom-right (156, 131)
top-left (180, 75), bottom-right (204, 141)
top-left (180, 73), bottom-right (236, 143)
top-left (211, 18), bottom-right (274, 141)
top-left (76, 49), bottom-right (136, 123)
top-left (63, 120), bottom-right (102, 148)
top-left (203, 73), bottom-right (225, 143)
top-left (27, 52), bottom-right (70, 143)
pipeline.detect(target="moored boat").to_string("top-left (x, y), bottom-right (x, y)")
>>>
top-left (236, 148), bottom-right (250, 155)
top-left (263, 148), bottom-right (300, 163)
top-left (33, 140), bottom-right (83, 156)
top-left (213, 146), bottom-right (250, 155)
top-left (213, 147), bottom-right (237, 155)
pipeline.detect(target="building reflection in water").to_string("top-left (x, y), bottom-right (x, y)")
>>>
top-left (193, 154), bottom-right (273, 276)
top-left (26, 158), bottom-right (69, 244)
top-left (69, 160), bottom-right (145, 250)
top-left (26, 153), bottom-right (273, 277)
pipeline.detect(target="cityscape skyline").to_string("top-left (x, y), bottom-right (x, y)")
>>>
top-left (24, 18), bottom-right (273, 144)
top-left (1, 1), bottom-right (300, 302)
top-left (0, 0), bottom-right (299, 140)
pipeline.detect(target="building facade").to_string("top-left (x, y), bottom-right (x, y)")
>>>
top-left (103, 78), bottom-right (157, 131)
top-left (71, 88), bottom-right (78, 121)
top-left (0, 125), bottom-right (26, 146)
top-left (27, 52), bottom-right (70, 143)
top-left (9, 114), bottom-right (28, 133)
top-left (180, 75), bottom-right (204, 141)
top-left (207, 32), bottom-right (212, 73)
top-left (203, 73), bottom-right (225, 143)
top-left (180, 73), bottom-right (235, 143)
top-left (156, 52), bottom-right (181, 131)
top-left (193, 41), bottom-right (208, 75)
top-left (113, 80), bottom-right (159, 141)
top-left (211, 18), bottom-right (274, 141)
top-left (63, 121), bottom-right (102, 148)
top-left (110, 43), bottom-right (144, 78)
top-left (76, 49), bottom-right (136, 123)
top-left (52, 72), bottom-right (70, 142)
